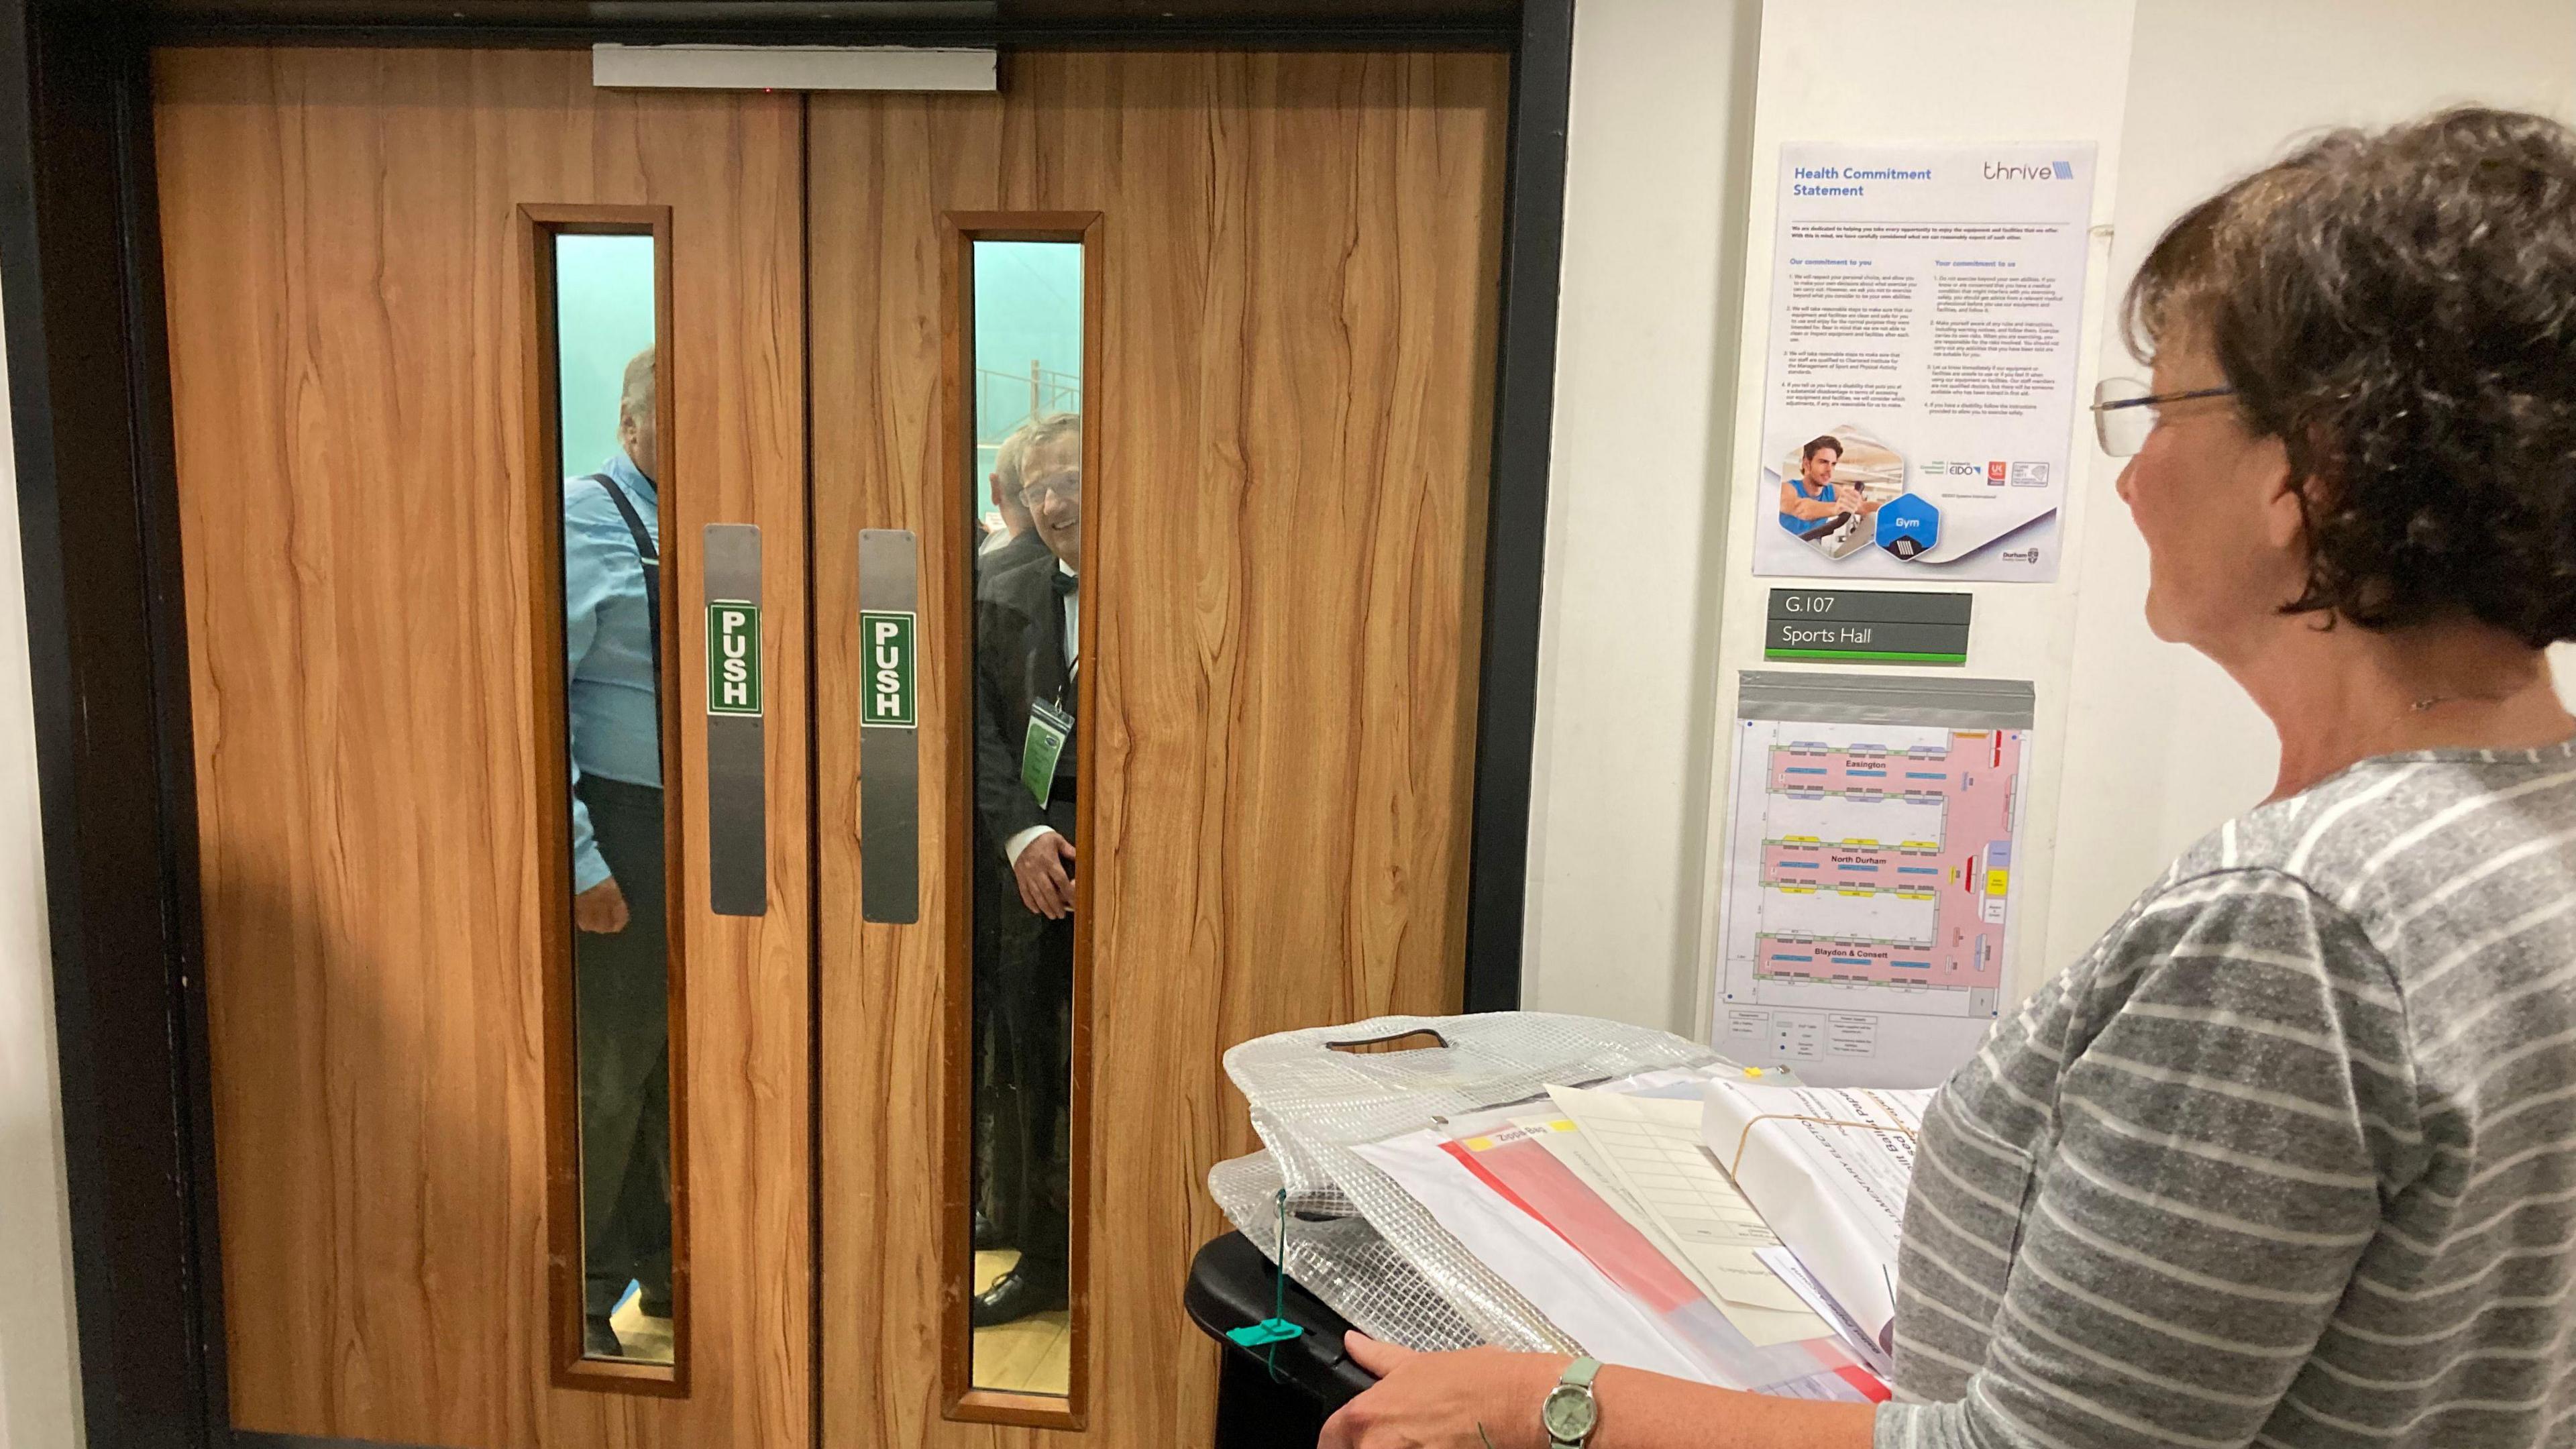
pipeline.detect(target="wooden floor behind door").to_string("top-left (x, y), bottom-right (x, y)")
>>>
top-left (156, 48), bottom-right (810, 1449)
top-left (812, 51), bottom-right (1507, 1448)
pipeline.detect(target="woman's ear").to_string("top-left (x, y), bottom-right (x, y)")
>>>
top-left (2257, 435), bottom-right (2309, 553)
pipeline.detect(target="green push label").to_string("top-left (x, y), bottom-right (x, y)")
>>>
top-left (859, 609), bottom-right (918, 729)
top-left (708, 601), bottom-right (762, 716)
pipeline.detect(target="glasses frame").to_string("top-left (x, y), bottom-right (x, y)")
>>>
top-left (1016, 466), bottom-right (1082, 508)
top-left (2090, 379), bottom-right (2236, 456)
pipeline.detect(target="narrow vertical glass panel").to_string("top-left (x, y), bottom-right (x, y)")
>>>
top-left (965, 237), bottom-right (1084, 1397)
top-left (551, 231), bottom-right (678, 1367)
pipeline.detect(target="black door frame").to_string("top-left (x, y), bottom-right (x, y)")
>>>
top-left (0, 4), bottom-right (1570, 1444)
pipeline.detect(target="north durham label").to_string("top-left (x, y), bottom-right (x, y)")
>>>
top-left (859, 609), bottom-right (918, 730)
top-left (707, 600), bottom-right (763, 717)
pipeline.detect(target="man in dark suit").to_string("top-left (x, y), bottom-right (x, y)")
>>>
top-left (969, 416), bottom-right (1049, 1257)
top-left (971, 410), bottom-right (1081, 1326)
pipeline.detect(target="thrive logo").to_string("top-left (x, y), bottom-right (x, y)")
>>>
top-left (1984, 160), bottom-right (2074, 181)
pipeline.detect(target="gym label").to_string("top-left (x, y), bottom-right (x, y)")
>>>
top-left (860, 609), bottom-right (918, 729)
top-left (708, 600), bottom-right (763, 716)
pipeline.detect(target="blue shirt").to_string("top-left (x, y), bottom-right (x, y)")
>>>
top-left (564, 451), bottom-right (659, 892)
top-left (1780, 474), bottom-right (1838, 534)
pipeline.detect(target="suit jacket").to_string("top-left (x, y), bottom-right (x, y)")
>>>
top-left (975, 525), bottom-right (1051, 590)
top-left (974, 551), bottom-right (1076, 852)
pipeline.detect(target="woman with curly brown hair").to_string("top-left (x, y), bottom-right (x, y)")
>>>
top-left (1320, 107), bottom-right (2576, 1449)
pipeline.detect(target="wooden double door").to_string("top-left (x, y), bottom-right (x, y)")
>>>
top-left (155, 43), bottom-right (1504, 1449)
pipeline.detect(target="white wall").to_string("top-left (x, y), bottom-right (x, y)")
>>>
top-left (1526, 0), bottom-right (2576, 1034)
top-left (0, 276), bottom-right (84, 1447)
top-left (1520, 0), bottom-right (1762, 1032)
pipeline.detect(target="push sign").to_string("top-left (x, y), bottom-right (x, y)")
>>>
top-left (860, 610), bottom-right (918, 729)
top-left (707, 600), bottom-right (762, 716)
top-left (855, 529), bottom-right (921, 923)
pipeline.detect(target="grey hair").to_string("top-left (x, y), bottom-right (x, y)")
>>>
top-left (1016, 409), bottom-right (1081, 474)
top-left (619, 346), bottom-right (655, 426)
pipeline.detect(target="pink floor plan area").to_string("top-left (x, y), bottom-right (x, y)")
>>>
top-left (1754, 729), bottom-right (2025, 991)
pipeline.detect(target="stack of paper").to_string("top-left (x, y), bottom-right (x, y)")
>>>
top-left (1701, 1079), bottom-right (1927, 1366)
top-left (1349, 1066), bottom-right (1894, 1403)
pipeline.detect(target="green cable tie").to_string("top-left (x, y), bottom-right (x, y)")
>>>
top-left (1223, 1187), bottom-right (1306, 1377)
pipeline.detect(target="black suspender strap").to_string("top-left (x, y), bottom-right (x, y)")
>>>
top-left (586, 472), bottom-right (662, 682)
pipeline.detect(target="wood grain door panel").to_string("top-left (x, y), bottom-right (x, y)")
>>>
top-left (155, 47), bottom-right (809, 1449)
top-left (160, 42), bottom-right (1500, 1449)
top-left (811, 50), bottom-right (1507, 1449)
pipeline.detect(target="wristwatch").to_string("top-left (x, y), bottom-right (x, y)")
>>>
top-left (1542, 1355), bottom-right (1603, 1448)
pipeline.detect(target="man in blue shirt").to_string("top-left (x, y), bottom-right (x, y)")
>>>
top-left (563, 347), bottom-right (672, 1358)
top-left (1778, 433), bottom-right (1882, 540)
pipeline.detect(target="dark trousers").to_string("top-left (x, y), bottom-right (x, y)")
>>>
top-left (972, 835), bottom-right (1026, 1243)
top-left (987, 792), bottom-right (1075, 1277)
top-left (574, 773), bottom-right (673, 1320)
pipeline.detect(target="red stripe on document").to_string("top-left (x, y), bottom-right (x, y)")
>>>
top-left (1836, 1366), bottom-right (1892, 1402)
top-left (1438, 1139), bottom-right (1574, 1251)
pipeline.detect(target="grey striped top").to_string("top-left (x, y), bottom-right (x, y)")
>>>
top-left (1877, 739), bottom-right (2576, 1449)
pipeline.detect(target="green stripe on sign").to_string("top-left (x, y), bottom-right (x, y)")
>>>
top-left (1764, 649), bottom-right (1967, 663)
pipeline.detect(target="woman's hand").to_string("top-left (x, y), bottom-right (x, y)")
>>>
top-left (1318, 1333), bottom-right (1568, 1449)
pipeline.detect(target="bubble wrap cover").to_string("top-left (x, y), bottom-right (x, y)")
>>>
top-left (1208, 1012), bottom-right (1720, 1354)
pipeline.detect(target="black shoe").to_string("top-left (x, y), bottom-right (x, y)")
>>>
top-left (970, 1263), bottom-right (1068, 1327)
top-left (973, 1208), bottom-right (1004, 1250)
top-left (584, 1314), bottom-right (624, 1357)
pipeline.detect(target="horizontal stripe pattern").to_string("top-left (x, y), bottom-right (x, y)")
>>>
top-left (1880, 739), bottom-right (2576, 1448)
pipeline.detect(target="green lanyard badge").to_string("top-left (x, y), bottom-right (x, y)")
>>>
top-left (1022, 697), bottom-right (1073, 807)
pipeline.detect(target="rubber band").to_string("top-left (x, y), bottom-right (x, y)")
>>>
top-left (1723, 1112), bottom-right (1918, 1179)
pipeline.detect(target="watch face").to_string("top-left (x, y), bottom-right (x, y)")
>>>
top-left (1543, 1385), bottom-right (1598, 1440)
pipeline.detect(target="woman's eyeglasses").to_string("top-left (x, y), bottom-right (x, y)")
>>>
top-left (2090, 378), bottom-right (2235, 457)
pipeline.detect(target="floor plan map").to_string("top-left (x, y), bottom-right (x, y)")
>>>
top-left (1714, 714), bottom-right (2031, 1086)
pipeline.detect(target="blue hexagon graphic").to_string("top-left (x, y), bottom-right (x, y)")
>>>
top-left (1876, 491), bottom-right (1941, 561)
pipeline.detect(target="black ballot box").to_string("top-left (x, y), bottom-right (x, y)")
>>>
top-left (1184, 1232), bottom-right (1379, 1448)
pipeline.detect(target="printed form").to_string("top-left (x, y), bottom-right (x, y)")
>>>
top-left (1544, 1085), bottom-right (1821, 1344)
